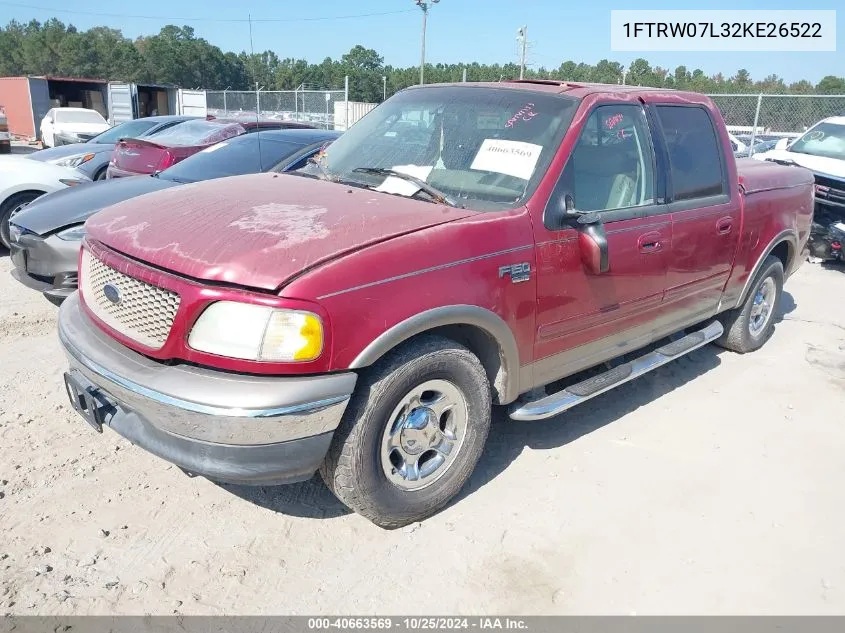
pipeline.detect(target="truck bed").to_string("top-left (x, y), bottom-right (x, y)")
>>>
top-left (736, 156), bottom-right (815, 194)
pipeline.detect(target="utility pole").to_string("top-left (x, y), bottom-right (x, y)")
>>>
top-left (415, 0), bottom-right (440, 85)
top-left (518, 26), bottom-right (527, 80)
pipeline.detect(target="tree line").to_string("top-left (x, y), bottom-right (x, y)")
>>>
top-left (2, 19), bottom-right (845, 103)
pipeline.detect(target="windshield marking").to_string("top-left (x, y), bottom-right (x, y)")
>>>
top-left (506, 103), bottom-right (538, 128)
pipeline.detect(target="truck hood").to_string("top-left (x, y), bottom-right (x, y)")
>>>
top-left (753, 149), bottom-right (845, 178)
top-left (85, 172), bottom-right (477, 291)
top-left (14, 175), bottom-right (178, 236)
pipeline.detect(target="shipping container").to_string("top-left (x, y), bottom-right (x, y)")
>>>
top-left (0, 76), bottom-right (208, 142)
top-left (333, 101), bottom-right (377, 131)
top-left (0, 76), bottom-right (109, 141)
top-left (108, 84), bottom-right (207, 124)
top-left (0, 77), bottom-right (36, 140)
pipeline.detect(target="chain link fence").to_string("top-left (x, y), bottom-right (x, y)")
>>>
top-left (207, 88), bottom-right (348, 130)
top-left (708, 93), bottom-right (845, 145)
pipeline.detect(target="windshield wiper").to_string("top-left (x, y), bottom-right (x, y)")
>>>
top-left (352, 167), bottom-right (458, 207)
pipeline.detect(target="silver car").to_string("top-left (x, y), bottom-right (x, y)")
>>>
top-left (26, 115), bottom-right (199, 180)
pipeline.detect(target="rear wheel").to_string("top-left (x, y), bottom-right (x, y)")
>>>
top-left (716, 255), bottom-right (784, 353)
top-left (0, 192), bottom-right (43, 248)
top-left (320, 336), bottom-right (492, 529)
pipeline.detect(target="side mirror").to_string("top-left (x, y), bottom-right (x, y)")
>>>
top-left (577, 221), bottom-right (610, 275)
top-left (775, 137), bottom-right (790, 151)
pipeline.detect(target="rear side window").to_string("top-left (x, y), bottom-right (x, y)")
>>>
top-left (656, 106), bottom-right (725, 201)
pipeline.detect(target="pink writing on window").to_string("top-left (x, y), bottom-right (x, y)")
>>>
top-left (506, 103), bottom-right (538, 128)
top-left (604, 113), bottom-right (624, 130)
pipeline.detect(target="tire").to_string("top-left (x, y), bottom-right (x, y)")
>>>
top-left (94, 167), bottom-right (108, 181)
top-left (0, 192), bottom-right (43, 248)
top-left (716, 255), bottom-right (784, 353)
top-left (320, 335), bottom-right (492, 529)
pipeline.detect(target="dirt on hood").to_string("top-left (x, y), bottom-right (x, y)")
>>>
top-left (85, 172), bottom-right (476, 291)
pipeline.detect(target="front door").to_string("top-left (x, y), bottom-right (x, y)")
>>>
top-left (651, 103), bottom-right (742, 324)
top-left (530, 103), bottom-right (673, 388)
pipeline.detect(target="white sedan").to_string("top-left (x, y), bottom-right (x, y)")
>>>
top-left (0, 157), bottom-right (90, 248)
top-left (40, 108), bottom-right (111, 148)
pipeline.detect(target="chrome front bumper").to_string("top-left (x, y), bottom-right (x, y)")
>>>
top-left (10, 232), bottom-right (80, 304)
top-left (58, 292), bottom-right (357, 485)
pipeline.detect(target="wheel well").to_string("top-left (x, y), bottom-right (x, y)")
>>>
top-left (1, 189), bottom-right (45, 211)
top-left (769, 240), bottom-right (792, 273)
top-left (414, 324), bottom-right (507, 404)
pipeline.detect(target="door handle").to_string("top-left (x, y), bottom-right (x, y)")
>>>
top-left (638, 231), bottom-right (663, 254)
top-left (716, 216), bottom-right (733, 235)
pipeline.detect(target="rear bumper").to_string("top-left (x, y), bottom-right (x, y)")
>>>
top-left (105, 165), bottom-right (145, 179)
top-left (58, 293), bottom-right (357, 485)
top-left (9, 232), bottom-right (80, 305)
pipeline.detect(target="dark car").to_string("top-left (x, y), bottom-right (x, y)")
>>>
top-left (734, 138), bottom-right (779, 158)
top-left (9, 128), bottom-right (340, 305)
top-left (26, 116), bottom-right (200, 181)
top-left (107, 118), bottom-right (314, 178)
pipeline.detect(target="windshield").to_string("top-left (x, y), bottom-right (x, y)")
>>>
top-left (789, 122), bottom-right (845, 160)
top-left (159, 134), bottom-right (309, 183)
top-left (145, 119), bottom-right (244, 147)
top-left (89, 119), bottom-right (161, 144)
top-left (310, 86), bottom-right (579, 210)
top-left (55, 109), bottom-right (106, 125)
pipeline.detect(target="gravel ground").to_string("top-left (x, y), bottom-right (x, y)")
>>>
top-left (1, 250), bottom-right (844, 615)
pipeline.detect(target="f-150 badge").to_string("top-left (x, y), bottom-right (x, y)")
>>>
top-left (499, 263), bottom-right (531, 283)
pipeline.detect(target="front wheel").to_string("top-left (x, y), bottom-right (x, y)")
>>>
top-left (716, 255), bottom-right (784, 353)
top-left (0, 192), bottom-right (42, 248)
top-left (320, 336), bottom-right (492, 528)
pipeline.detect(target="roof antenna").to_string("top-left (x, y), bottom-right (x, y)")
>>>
top-left (248, 13), bottom-right (264, 173)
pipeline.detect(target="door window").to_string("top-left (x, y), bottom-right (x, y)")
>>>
top-left (656, 105), bottom-right (725, 201)
top-left (560, 105), bottom-right (656, 213)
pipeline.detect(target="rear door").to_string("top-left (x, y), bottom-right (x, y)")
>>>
top-left (651, 104), bottom-right (742, 324)
top-left (531, 102), bottom-right (673, 386)
top-left (178, 90), bottom-right (207, 117)
top-left (108, 83), bottom-right (135, 125)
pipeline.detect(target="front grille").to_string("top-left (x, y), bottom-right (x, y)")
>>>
top-left (80, 250), bottom-right (180, 349)
top-left (815, 174), bottom-right (845, 208)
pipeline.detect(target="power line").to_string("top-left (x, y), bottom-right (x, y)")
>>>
top-left (0, 2), bottom-right (416, 23)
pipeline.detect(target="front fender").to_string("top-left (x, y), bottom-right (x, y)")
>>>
top-left (350, 305), bottom-right (522, 404)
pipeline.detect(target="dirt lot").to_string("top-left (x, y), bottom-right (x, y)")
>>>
top-left (1, 250), bottom-right (844, 616)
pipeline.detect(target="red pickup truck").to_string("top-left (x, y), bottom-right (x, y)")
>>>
top-left (57, 81), bottom-right (814, 528)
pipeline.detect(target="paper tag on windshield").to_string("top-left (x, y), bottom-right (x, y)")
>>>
top-left (374, 164), bottom-right (434, 197)
top-left (471, 139), bottom-right (543, 180)
top-left (835, 222), bottom-right (845, 232)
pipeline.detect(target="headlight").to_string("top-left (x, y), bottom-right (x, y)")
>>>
top-left (9, 223), bottom-right (22, 243)
top-left (52, 152), bottom-right (95, 168)
top-left (56, 225), bottom-right (87, 241)
top-left (58, 178), bottom-right (89, 187)
top-left (188, 302), bottom-right (323, 362)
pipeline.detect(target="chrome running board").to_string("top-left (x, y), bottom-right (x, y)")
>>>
top-left (509, 321), bottom-right (724, 421)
